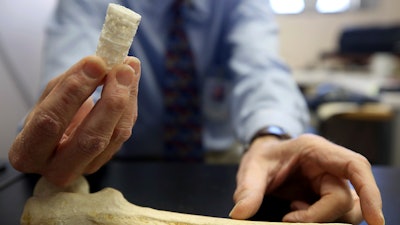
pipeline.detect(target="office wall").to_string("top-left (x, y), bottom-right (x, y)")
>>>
top-left (276, 0), bottom-right (400, 69)
top-left (0, 0), bottom-right (57, 159)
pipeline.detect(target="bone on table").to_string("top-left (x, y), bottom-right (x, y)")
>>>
top-left (20, 176), bottom-right (349, 225)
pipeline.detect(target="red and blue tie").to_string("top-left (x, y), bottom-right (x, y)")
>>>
top-left (163, 0), bottom-right (203, 162)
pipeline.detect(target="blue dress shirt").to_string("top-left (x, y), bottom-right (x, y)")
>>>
top-left (42, 0), bottom-right (309, 158)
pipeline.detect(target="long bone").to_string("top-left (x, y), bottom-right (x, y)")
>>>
top-left (21, 176), bottom-right (348, 225)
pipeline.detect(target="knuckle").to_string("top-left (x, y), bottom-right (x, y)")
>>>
top-left (113, 127), bottom-right (132, 143)
top-left (77, 133), bottom-right (109, 157)
top-left (295, 133), bottom-right (336, 155)
top-left (103, 95), bottom-right (127, 113)
top-left (356, 153), bottom-right (371, 167)
top-left (130, 83), bottom-right (139, 97)
top-left (296, 133), bottom-right (323, 145)
top-left (33, 111), bottom-right (65, 138)
top-left (350, 152), bottom-right (371, 170)
top-left (60, 76), bottom-right (88, 105)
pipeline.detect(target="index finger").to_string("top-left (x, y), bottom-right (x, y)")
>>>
top-left (9, 56), bottom-right (107, 173)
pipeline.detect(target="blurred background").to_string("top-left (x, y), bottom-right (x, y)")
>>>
top-left (1, 0), bottom-right (400, 165)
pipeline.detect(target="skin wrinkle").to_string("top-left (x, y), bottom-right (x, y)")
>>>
top-left (86, 130), bottom-right (127, 174)
top-left (112, 126), bottom-right (132, 144)
top-left (59, 75), bottom-right (91, 107)
top-left (127, 88), bottom-right (139, 123)
top-left (32, 110), bottom-right (66, 140)
top-left (76, 130), bottom-right (111, 158)
top-left (54, 58), bottom-right (106, 112)
top-left (18, 111), bottom-right (66, 168)
top-left (21, 77), bottom-right (60, 129)
top-left (84, 102), bottom-right (127, 136)
top-left (101, 92), bottom-right (129, 114)
top-left (37, 75), bottom-right (96, 138)
top-left (298, 149), bottom-right (323, 181)
top-left (297, 135), bottom-right (338, 179)
top-left (40, 78), bottom-right (58, 101)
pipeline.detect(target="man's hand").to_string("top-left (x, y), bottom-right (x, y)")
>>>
top-left (9, 56), bottom-right (141, 187)
top-left (230, 134), bottom-right (385, 225)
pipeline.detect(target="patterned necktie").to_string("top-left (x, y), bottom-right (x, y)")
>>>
top-left (163, 0), bottom-right (203, 162)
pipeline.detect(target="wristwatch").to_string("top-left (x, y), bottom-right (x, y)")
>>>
top-left (249, 125), bottom-right (291, 146)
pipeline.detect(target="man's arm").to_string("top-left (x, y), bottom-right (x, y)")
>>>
top-left (225, 0), bottom-right (309, 144)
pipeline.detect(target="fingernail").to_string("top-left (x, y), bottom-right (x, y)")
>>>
top-left (116, 66), bottom-right (134, 87)
top-left (228, 200), bottom-right (242, 218)
top-left (126, 60), bottom-right (140, 76)
top-left (228, 204), bottom-right (237, 218)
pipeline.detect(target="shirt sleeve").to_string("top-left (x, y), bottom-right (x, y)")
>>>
top-left (225, 0), bottom-right (310, 144)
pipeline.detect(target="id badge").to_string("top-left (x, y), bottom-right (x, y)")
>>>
top-left (202, 72), bottom-right (232, 122)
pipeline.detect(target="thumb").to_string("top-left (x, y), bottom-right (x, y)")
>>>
top-left (229, 153), bottom-right (271, 220)
top-left (229, 137), bottom-right (285, 220)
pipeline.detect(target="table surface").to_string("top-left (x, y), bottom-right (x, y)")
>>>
top-left (0, 160), bottom-right (399, 225)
